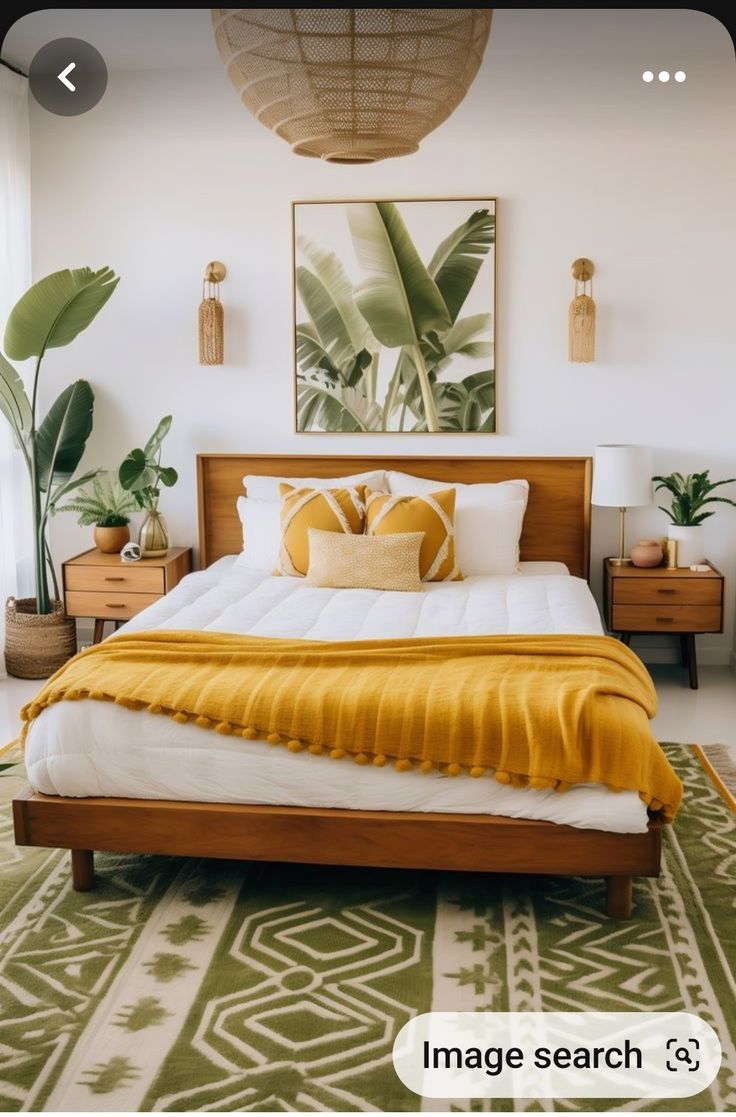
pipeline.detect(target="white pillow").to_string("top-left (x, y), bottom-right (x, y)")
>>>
top-left (387, 472), bottom-right (529, 575)
top-left (387, 470), bottom-right (529, 511)
top-left (244, 470), bottom-right (388, 501)
top-left (456, 499), bottom-right (526, 576)
top-left (235, 496), bottom-right (281, 569)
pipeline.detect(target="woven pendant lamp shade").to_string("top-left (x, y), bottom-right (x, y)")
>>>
top-left (211, 8), bottom-right (493, 163)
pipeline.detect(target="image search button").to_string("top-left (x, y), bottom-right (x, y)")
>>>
top-left (28, 38), bottom-right (107, 117)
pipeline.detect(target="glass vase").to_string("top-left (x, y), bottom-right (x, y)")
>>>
top-left (139, 504), bottom-right (170, 558)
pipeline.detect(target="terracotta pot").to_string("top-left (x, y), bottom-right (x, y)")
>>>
top-left (630, 539), bottom-right (663, 568)
top-left (94, 524), bottom-right (130, 554)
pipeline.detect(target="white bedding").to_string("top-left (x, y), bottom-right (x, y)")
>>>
top-left (25, 557), bottom-right (650, 833)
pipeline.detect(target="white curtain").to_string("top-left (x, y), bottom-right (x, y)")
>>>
top-left (0, 66), bottom-right (33, 677)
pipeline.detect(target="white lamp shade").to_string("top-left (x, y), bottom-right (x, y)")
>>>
top-left (592, 444), bottom-right (653, 508)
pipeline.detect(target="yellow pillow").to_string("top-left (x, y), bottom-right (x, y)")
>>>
top-left (279, 484), bottom-right (366, 576)
top-left (366, 488), bottom-right (463, 582)
top-left (306, 528), bottom-right (424, 591)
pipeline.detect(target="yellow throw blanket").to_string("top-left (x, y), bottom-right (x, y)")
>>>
top-left (20, 631), bottom-right (682, 821)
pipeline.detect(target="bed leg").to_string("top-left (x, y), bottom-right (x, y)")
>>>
top-left (605, 875), bottom-right (632, 919)
top-left (71, 849), bottom-right (95, 891)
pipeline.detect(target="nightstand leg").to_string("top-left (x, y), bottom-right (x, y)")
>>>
top-left (685, 634), bottom-right (698, 690)
top-left (679, 634), bottom-right (688, 667)
top-left (93, 618), bottom-right (105, 644)
top-left (621, 633), bottom-right (631, 647)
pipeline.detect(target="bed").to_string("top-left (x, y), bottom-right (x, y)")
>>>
top-left (13, 454), bottom-right (663, 919)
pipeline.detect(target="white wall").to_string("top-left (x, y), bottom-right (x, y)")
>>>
top-left (19, 8), bottom-right (736, 663)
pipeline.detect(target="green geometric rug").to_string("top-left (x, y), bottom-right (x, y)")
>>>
top-left (0, 744), bottom-right (734, 1112)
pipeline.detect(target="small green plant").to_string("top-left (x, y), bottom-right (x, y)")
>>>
top-left (653, 470), bottom-right (736, 526)
top-left (119, 416), bottom-right (178, 510)
top-left (55, 470), bottom-right (137, 527)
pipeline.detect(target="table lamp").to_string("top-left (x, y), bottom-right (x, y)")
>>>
top-left (592, 444), bottom-right (652, 565)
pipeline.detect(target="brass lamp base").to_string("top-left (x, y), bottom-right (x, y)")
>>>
top-left (607, 507), bottom-right (632, 567)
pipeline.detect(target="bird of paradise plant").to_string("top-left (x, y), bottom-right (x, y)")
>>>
top-left (295, 202), bottom-right (495, 433)
top-left (0, 267), bottom-right (118, 614)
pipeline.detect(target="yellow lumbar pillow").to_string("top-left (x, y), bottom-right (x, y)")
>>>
top-left (365, 488), bottom-right (463, 582)
top-left (306, 528), bottom-right (424, 592)
top-left (279, 484), bottom-right (366, 576)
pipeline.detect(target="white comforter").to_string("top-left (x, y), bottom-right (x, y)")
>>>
top-left (25, 558), bottom-right (650, 833)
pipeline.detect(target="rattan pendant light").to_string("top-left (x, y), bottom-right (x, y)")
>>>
top-left (211, 8), bottom-right (493, 163)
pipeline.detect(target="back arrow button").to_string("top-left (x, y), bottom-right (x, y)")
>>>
top-left (58, 62), bottom-right (76, 91)
top-left (29, 38), bottom-right (107, 116)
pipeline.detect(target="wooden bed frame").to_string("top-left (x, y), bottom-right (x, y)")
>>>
top-left (13, 454), bottom-right (662, 919)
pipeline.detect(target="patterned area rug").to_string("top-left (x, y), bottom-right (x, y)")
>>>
top-left (0, 743), bottom-right (734, 1113)
top-left (697, 744), bottom-right (736, 798)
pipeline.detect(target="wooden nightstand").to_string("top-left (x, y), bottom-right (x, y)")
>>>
top-left (603, 557), bottom-right (724, 690)
top-left (63, 547), bottom-right (193, 644)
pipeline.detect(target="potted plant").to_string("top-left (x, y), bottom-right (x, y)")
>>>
top-left (0, 267), bottom-right (118, 678)
top-left (653, 470), bottom-right (736, 567)
top-left (119, 416), bottom-right (178, 557)
top-left (55, 471), bottom-right (138, 553)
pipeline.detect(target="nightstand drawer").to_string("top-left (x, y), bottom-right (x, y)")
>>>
top-left (65, 590), bottom-right (162, 620)
top-left (614, 577), bottom-right (721, 606)
top-left (612, 604), bottom-right (722, 633)
top-left (65, 565), bottom-right (165, 594)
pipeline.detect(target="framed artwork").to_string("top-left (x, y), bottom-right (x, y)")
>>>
top-left (293, 197), bottom-right (496, 433)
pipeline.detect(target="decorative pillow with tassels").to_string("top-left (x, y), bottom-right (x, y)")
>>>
top-left (278, 484), bottom-right (366, 576)
top-left (365, 488), bottom-right (463, 582)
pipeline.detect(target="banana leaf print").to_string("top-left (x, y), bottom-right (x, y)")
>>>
top-left (294, 200), bottom-right (495, 432)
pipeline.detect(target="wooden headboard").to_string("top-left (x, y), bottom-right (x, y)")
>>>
top-left (197, 455), bottom-right (592, 579)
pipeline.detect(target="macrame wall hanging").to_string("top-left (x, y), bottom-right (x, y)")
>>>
top-left (199, 261), bottom-right (226, 366)
top-left (568, 257), bottom-right (596, 363)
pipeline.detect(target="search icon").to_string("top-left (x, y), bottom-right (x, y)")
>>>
top-left (666, 1037), bottom-right (700, 1072)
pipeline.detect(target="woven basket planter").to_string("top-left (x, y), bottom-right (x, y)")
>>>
top-left (4, 597), bottom-right (77, 680)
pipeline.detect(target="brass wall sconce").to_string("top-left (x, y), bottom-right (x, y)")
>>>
top-left (568, 257), bottom-right (596, 363)
top-left (199, 261), bottom-right (226, 365)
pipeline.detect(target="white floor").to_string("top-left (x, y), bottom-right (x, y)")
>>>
top-left (647, 665), bottom-right (736, 751)
top-left (2, 664), bottom-right (735, 755)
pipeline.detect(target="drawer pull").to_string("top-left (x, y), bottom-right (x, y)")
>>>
top-left (105, 602), bottom-right (126, 609)
top-left (656, 588), bottom-right (676, 594)
top-left (105, 576), bottom-right (125, 582)
top-left (656, 616), bottom-right (674, 623)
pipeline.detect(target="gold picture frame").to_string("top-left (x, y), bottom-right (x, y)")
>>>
top-left (292, 196), bottom-right (497, 434)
